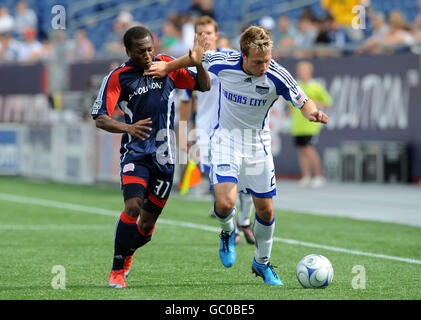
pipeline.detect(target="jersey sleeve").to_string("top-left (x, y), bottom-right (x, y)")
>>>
top-left (91, 66), bottom-right (130, 118)
top-left (201, 50), bottom-right (239, 74)
top-left (267, 60), bottom-right (309, 109)
top-left (156, 54), bottom-right (198, 91)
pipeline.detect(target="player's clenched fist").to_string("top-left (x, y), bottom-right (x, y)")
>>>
top-left (308, 110), bottom-right (329, 124)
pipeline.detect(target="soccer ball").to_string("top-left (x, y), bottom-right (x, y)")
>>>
top-left (296, 254), bottom-right (334, 288)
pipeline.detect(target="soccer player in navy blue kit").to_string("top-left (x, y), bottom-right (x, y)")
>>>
top-left (91, 25), bottom-right (210, 288)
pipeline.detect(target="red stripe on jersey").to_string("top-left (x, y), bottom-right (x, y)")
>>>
top-left (156, 54), bottom-right (173, 63)
top-left (121, 174), bottom-right (147, 188)
top-left (105, 66), bottom-right (132, 116)
top-left (169, 68), bottom-right (196, 90)
top-left (147, 193), bottom-right (167, 208)
top-left (156, 54), bottom-right (196, 90)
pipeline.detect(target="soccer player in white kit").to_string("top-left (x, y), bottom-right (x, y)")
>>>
top-left (178, 16), bottom-right (255, 245)
top-left (145, 26), bottom-right (329, 286)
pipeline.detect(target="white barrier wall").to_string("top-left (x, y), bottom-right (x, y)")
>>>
top-left (1, 123), bottom-right (98, 185)
top-left (94, 130), bottom-right (122, 184)
top-left (0, 125), bottom-right (20, 175)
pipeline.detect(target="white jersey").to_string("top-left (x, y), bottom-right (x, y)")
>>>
top-left (179, 48), bottom-right (235, 134)
top-left (179, 71), bottom-right (220, 134)
top-left (202, 50), bottom-right (308, 134)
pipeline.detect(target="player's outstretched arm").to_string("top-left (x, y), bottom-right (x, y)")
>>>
top-left (95, 114), bottom-right (152, 141)
top-left (145, 33), bottom-right (208, 78)
top-left (300, 99), bottom-right (329, 124)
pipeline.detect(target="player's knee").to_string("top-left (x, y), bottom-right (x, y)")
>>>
top-left (255, 205), bottom-right (274, 223)
top-left (124, 198), bottom-right (142, 218)
top-left (138, 221), bottom-right (155, 236)
top-left (216, 198), bottom-right (236, 216)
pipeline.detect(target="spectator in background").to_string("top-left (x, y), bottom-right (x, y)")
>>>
top-left (14, 1), bottom-right (37, 38)
top-left (178, 12), bottom-right (195, 49)
top-left (356, 12), bottom-right (389, 54)
top-left (188, 0), bottom-right (215, 19)
top-left (164, 13), bottom-right (191, 57)
top-left (45, 30), bottom-right (73, 92)
top-left (102, 11), bottom-right (133, 58)
top-left (413, 0), bottom-right (421, 33)
top-left (321, 0), bottom-right (364, 41)
top-left (321, 0), bottom-right (359, 26)
top-left (288, 61), bottom-right (332, 188)
top-left (160, 19), bottom-right (180, 53)
top-left (17, 28), bottom-right (43, 62)
top-left (272, 15), bottom-right (298, 59)
top-left (231, 22), bottom-right (252, 52)
top-left (199, 0), bottom-right (215, 19)
top-left (0, 7), bottom-right (14, 35)
top-left (324, 14), bottom-right (348, 54)
top-left (258, 16), bottom-right (276, 33)
top-left (412, 0), bottom-right (421, 42)
top-left (69, 28), bottom-right (96, 62)
top-left (188, 0), bottom-right (204, 18)
top-left (294, 16), bottom-right (318, 58)
top-left (216, 34), bottom-right (232, 50)
top-left (378, 10), bottom-right (414, 53)
top-left (0, 32), bottom-right (20, 62)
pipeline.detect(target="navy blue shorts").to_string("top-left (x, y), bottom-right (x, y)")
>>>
top-left (120, 153), bottom-right (174, 215)
top-left (294, 135), bottom-right (318, 147)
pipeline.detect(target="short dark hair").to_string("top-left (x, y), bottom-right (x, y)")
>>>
top-left (123, 25), bottom-right (153, 50)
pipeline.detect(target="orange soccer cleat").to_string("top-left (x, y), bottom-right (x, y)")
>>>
top-left (108, 270), bottom-right (127, 289)
top-left (123, 252), bottom-right (135, 279)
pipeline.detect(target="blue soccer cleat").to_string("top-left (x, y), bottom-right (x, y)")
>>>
top-left (252, 258), bottom-right (284, 286)
top-left (219, 229), bottom-right (237, 267)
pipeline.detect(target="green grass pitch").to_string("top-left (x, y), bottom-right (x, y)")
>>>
top-left (0, 177), bottom-right (420, 300)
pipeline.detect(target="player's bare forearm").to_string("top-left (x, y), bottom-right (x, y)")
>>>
top-left (143, 55), bottom-right (195, 78)
top-left (300, 99), bottom-right (329, 124)
top-left (145, 33), bottom-right (207, 78)
top-left (168, 55), bottom-right (194, 73)
top-left (95, 114), bottom-right (152, 140)
top-left (195, 64), bottom-right (210, 92)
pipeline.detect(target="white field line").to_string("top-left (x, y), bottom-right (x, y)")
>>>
top-left (1, 192), bottom-right (420, 265)
top-left (0, 224), bottom-right (111, 231)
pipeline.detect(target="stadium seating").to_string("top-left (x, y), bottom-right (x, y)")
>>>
top-left (1, 0), bottom-right (419, 51)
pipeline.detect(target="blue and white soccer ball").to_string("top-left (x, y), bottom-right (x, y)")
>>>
top-left (296, 254), bottom-right (334, 288)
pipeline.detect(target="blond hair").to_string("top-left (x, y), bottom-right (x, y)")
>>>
top-left (194, 15), bottom-right (218, 33)
top-left (240, 25), bottom-right (273, 56)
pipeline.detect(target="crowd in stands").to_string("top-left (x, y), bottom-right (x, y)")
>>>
top-left (1, 0), bottom-right (421, 64)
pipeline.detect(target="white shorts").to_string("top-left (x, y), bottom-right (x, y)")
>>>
top-left (209, 129), bottom-right (276, 198)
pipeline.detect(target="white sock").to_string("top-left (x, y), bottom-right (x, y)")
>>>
top-left (237, 192), bottom-right (253, 227)
top-left (214, 204), bottom-right (236, 235)
top-left (253, 213), bottom-right (275, 265)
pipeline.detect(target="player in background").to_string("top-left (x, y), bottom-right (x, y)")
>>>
top-left (145, 26), bottom-right (328, 286)
top-left (178, 16), bottom-right (255, 245)
top-left (288, 61), bottom-right (332, 188)
top-left (91, 25), bottom-right (210, 289)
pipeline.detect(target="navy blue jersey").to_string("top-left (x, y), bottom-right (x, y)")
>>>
top-left (91, 54), bottom-right (199, 164)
